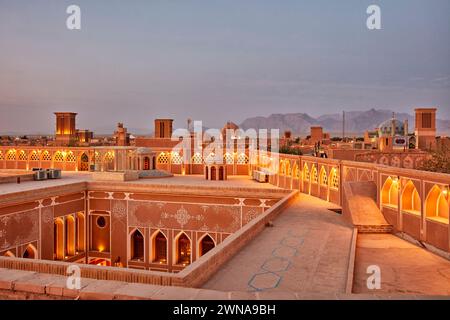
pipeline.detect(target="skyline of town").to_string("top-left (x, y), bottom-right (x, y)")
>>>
top-left (1, 0), bottom-right (449, 133)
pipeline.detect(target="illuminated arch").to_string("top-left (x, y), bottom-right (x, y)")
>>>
top-left (191, 153), bottom-right (203, 165)
top-left (285, 161), bottom-right (291, 177)
top-left (65, 151), bottom-right (76, 162)
top-left (23, 244), bottom-right (37, 259)
top-left (18, 150), bottom-right (27, 161)
top-left (303, 164), bottom-right (310, 181)
top-left (311, 165), bottom-right (318, 184)
top-left (29, 151), bottom-right (39, 161)
top-left (41, 150), bottom-right (51, 161)
top-left (6, 150), bottom-right (16, 161)
top-left (76, 212), bottom-right (85, 252)
top-left (171, 152), bottom-right (183, 165)
top-left (198, 234), bottom-right (216, 257)
top-left (329, 168), bottom-right (339, 190)
top-left (157, 152), bottom-right (169, 164)
top-left (54, 151), bottom-right (64, 162)
top-left (319, 167), bottom-right (328, 186)
top-left (292, 163), bottom-right (299, 179)
top-left (130, 229), bottom-right (144, 261)
top-left (381, 177), bottom-right (399, 207)
top-left (401, 181), bottom-right (421, 214)
top-left (151, 230), bottom-right (168, 263)
top-left (54, 218), bottom-right (64, 260)
top-left (174, 232), bottom-right (191, 265)
top-left (425, 185), bottom-right (449, 222)
top-left (279, 161), bottom-right (286, 175)
top-left (236, 153), bottom-right (249, 165)
top-left (65, 215), bottom-right (76, 256)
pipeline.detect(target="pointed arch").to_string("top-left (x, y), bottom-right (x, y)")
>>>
top-left (303, 164), bottom-right (310, 181)
top-left (130, 229), bottom-right (145, 261)
top-left (401, 181), bottom-right (421, 214)
top-left (198, 234), bottom-right (216, 257)
top-left (174, 232), bottom-right (191, 265)
top-left (329, 168), bottom-right (339, 190)
top-left (285, 161), bottom-right (291, 177)
top-left (311, 165), bottom-right (318, 184)
top-left (23, 244), bottom-right (37, 259)
top-left (425, 185), bottom-right (449, 223)
top-left (319, 167), bottom-right (328, 186)
top-left (381, 177), bottom-right (398, 207)
top-left (151, 230), bottom-right (168, 263)
top-left (292, 163), bottom-right (299, 179)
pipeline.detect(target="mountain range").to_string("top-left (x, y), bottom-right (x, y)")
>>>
top-left (240, 109), bottom-right (450, 136)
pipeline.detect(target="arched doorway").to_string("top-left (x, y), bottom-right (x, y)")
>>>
top-left (23, 244), bottom-right (37, 259)
top-left (131, 230), bottom-right (144, 261)
top-left (79, 153), bottom-right (89, 171)
top-left (144, 157), bottom-right (150, 170)
top-left (66, 216), bottom-right (76, 256)
top-left (219, 166), bottom-right (224, 180)
top-left (205, 167), bottom-right (209, 180)
top-left (76, 212), bottom-right (85, 252)
top-left (54, 218), bottom-right (64, 260)
top-left (152, 231), bottom-right (167, 263)
top-left (199, 234), bottom-right (215, 257)
top-left (176, 233), bottom-right (191, 265)
top-left (152, 156), bottom-right (156, 170)
top-left (211, 166), bottom-right (216, 180)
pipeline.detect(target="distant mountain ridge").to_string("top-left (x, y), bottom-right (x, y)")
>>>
top-left (240, 109), bottom-right (450, 136)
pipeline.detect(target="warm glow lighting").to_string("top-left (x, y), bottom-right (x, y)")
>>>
top-left (98, 245), bottom-right (104, 252)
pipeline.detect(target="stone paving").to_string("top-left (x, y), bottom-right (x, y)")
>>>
top-left (203, 194), bottom-right (354, 294)
top-left (353, 234), bottom-right (450, 296)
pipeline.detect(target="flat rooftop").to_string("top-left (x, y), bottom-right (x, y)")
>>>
top-left (203, 194), bottom-right (353, 296)
top-left (0, 172), bottom-right (281, 197)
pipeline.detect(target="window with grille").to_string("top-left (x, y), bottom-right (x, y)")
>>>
top-left (154, 232), bottom-right (167, 263)
top-left (303, 165), bottom-right (310, 181)
top-left (157, 153), bottom-right (169, 164)
top-left (171, 152), bottom-right (182, 165)
top-left (320, 168), bottom-right (328, 186)
top-left (66, 152), bottom-right (76, 162)
top-left (17, 151), bottom-right (27, 161)
top-left (224, 153), bottom-right (234, 164)
top-left (41, 151), bottom-right (51, 161)
top-left (330, 169), bottom-right (339, 189)
top-left (104, 152), bottom-right (114, 163)
top-left (191, 153), bottom-right (203, 164)
top-left (30, 152), bottom-right (39, 161)
top-left (94, 152), bottom-right (101, 162)
top-left (6, 150), bottom-right (16, 160)
top-left (237, 153), bottom-right (249, 165)
top-left (54, 152), bottom-right (64, 162)
top-left (0, 151), bottom-right (4, 160)
top-left (311, 166), bottom-right (318, 184)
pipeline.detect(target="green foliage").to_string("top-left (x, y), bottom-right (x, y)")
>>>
top-left (279, 145), bottom-right (303, 155)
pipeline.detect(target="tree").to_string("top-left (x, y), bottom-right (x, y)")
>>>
top-left (419, 145), bottom-right (450, 174)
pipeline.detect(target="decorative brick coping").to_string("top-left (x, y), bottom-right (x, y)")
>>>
top-left (0, 191), bottom-right (298, 288)
top-left (1, 268), bottom-right (449, 300)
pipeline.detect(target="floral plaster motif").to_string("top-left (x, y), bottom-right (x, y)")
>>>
top-left (0, 210), bottom-right (39, 251)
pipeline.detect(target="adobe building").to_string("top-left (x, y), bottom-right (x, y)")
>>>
top-left (415, 108), bottom-right (437, 151)
top-left (114, 123), bottom-right (130, 146)
top-left (54, 112), bottom-right (78, 146)
top-left (154, 119), bottom-right (173, 138)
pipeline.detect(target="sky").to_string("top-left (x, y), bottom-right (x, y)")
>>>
top-left (0, 0), bottom-right (449, 134)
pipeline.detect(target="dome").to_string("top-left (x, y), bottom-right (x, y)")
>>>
top-left (378, 119), bottom-right (405, 136)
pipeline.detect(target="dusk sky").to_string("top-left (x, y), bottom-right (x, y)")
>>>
top-left (1, 0), bottom-right (449, 134)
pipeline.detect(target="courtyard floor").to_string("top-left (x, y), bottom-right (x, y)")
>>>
top-left (203, 194), bottom-right (354, 297)
top-left (353, 233), bottom-right (450, 296)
